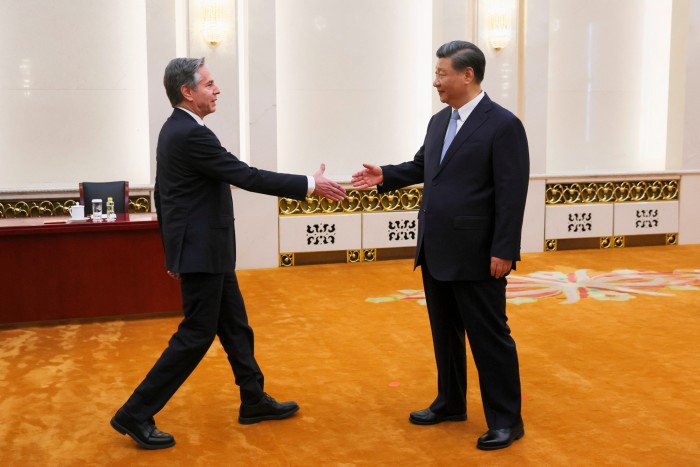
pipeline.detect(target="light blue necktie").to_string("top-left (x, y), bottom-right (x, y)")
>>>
top-left (440, 109), bottom-right (460, 162)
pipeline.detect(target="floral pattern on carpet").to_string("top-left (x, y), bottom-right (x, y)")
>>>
top-left (366, 269), bottom-right (700, 305)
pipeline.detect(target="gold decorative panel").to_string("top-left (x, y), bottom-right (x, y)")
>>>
top-left (347, 250), bottom-right (361, 263)
top-left (544, 239), bottom-right (557, 251)
top-left (545, 180), bottom-right (679, 205)
top-left (0, 197), bottom-right (150, 218)
top-left (363, 249), bottom-right (377, 262)
top-left (280, 253), bottom-right (295, 267)
top-left (666, 233), bottom-right (678, 246)
top-left (279, 188), bottom-right (422, 215)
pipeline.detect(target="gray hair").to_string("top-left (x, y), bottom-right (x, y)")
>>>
top-left (436, 41), bottom-right (485, 83)
top-left (163, 57), bottom-right (206, 107)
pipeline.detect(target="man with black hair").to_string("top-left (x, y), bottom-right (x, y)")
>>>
top-left (352, 40), bottom-right (529, 450)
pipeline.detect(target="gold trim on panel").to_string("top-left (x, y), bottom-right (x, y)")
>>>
top-left (347, 250), bottom-right (361, 263)
top-left (362, 249), bottom-right (377, 262)
top-left (613, 236), bottom-right (625, 248)
top-left (279, 188), bottom-right (422, 215)
top-left (666, 233), bottom-right (678, 246)
top-left (279, 253), bottom-right (295, 267)
top-left (0, 197), bottom-right (150, 218)
top-left (544, 239), bottom-right (557, 251)
top-left (545, 179), bottom-right (679, 205)
top-left (600, 237), bottom-right (612, 249)
top-left (129, 197), bottom-right (151, 213)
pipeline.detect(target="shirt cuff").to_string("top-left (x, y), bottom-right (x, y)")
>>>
top-left (306, 175), bottom-right (315, 195)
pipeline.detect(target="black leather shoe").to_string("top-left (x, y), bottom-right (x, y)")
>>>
top-left (476, 421), bottom-right (524, 450)
top-left (238, 393), bottom-right (299, 424)
top-left (409, 408), bottom-right (467, 425)
top-left (110, 408), bottom-right (175, 450)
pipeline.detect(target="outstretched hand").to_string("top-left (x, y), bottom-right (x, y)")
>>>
top-left (313, 163), bottom-right (346, 201)
top-left (351, 163), bottom-right (383, 189)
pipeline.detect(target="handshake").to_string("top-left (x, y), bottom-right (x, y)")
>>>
top-left (312, 163), bottom-right (385, 201)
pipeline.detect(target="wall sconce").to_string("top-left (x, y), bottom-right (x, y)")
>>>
top-left (202, 0), bottom-right (225, 46)
top-left (486, 1), bottom-right (513, 50)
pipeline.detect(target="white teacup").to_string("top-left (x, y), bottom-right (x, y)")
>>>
top-left (69, 204), bottom-right (85, 220)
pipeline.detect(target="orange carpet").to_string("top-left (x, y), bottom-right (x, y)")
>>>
top-left (1, 245), bottom-right (699, 466)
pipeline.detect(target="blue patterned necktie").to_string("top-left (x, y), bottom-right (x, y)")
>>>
top-left (440, 109), bottom-right (460, 162)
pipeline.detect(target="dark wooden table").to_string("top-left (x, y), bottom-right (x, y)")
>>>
top-left (0, 213), bottom-right (182, 325)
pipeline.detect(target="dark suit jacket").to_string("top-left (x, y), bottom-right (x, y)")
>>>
top-left (380, 93), bottom-right (529, 281)
top-left (154, 108), bottom-right (307, 274)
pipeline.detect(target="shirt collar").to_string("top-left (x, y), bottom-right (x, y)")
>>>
top-left (176, 107), bottom-right (205, 126)
top-left (453, 90), bottom-right (485, 121)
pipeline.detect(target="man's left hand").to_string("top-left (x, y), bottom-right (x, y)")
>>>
top-left (490, 257), bottom-right (512, 279)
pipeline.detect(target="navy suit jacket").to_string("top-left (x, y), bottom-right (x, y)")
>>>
top-left (154, 108), bottom-right (307, 274)
top-left (380, 93), bottom-right (530, 281)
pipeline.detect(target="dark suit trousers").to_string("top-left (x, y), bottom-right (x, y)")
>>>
top-left (420, 262), bottom-right (522, 429)
top-left (122, 271), bottom-right (265, 421)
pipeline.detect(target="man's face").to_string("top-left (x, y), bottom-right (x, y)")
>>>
top-left (433, 58), bottom-right (470, 108)
top-left (185, 65), bottom-right (219, 118)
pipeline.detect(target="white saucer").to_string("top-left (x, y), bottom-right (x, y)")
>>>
top-left (68, 217), bottom-right (89, 223)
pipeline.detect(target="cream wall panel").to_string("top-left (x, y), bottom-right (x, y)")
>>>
top-left (362, 212), bottom-right (419, 249)
top-left (546, 0), bottom-right (671, 173)
top-left (521, 179), bottom-right (545, 253)
top-left (679, 174), bottom-right (700, 244)
top-left (682, 0), bottom-right (700, 169)
top-left (613, 201), bottom-right (679, 236)
top-left (1, 0), bottom-right (150, 189)
top-left (279, 214), bottom-right (361, 253)
top-left (232, 189), bottom-right (280, 270)
top-left (545, 204), bottom-right (613, 239)
top-left (275, 0), bottom-right (432, 181)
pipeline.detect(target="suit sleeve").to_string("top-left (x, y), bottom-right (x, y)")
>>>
top-left (490, 116), bottom-right (530, 261)
top-left (186, 125), bottom-right (308, 200)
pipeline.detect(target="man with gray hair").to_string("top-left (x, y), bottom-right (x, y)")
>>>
top-left (110, 57), bottom-right (346, 450)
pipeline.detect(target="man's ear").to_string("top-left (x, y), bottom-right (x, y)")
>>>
top-left (181, 84), bottom-right (193, 102)
top-left (463, 67), bottom-right (475, 84)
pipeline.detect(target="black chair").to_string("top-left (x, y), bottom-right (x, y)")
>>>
top-left (79, 181), bottom-right (130, 215)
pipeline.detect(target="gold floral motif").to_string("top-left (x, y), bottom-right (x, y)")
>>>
top-left (347, 250), bottom-right (361, 263)
top-left (279, 188), bottom-right (423, 215)
top-left (279, 253), bottom-right (295, 267)
top-left (544, 239), bottom-right (557, 251)
top-left (666, 233), bottom-right (678, 246)
top-left (546, 180), bottom-right (679, 204)
top-left (596, 182), bottom-right (616, 203)
top-left (660, 180), bottom-right (678, 200)
top-left (600, 237), bottom-right (612, 249)
top-left (341, 190), bottom-right (363, 212)
top-left (129, 197), bottom-right (151, 213)
top-left (363, 249), bottom-right (377, 262)
top-left (613, 236), bottom-right (625, 248)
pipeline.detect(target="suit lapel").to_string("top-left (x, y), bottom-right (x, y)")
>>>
top-left (435, 94), bottom-right (493, 177)
top-left (425, 107), bottom-right (452, 177)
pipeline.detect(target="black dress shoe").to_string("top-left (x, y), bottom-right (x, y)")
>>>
top-left (238, 393), bottom-right (299, 424)
top-left (476, 421), bottom-right (524, 450)
top-left (409, 408), bottom-right (467, 425)
top-left (110, 408), bottom-right (175, 450)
